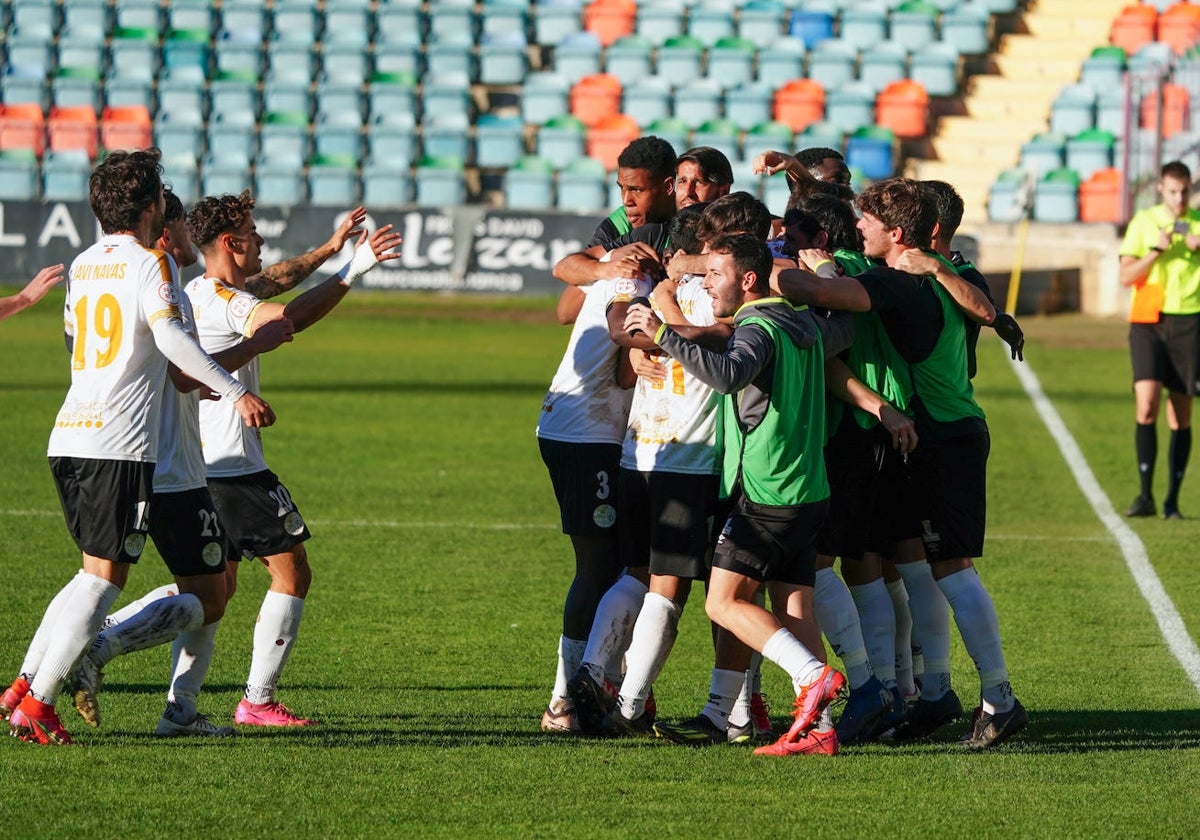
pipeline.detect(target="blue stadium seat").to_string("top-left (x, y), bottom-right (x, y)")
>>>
top-left (725, 82), bottom-right (776, 132)
top-left (1050, 83), bottom-right (1097, 137)
top-left (688, 2), bottom-right (739, 47)
top-left (480, 0), bottom-right (529, 38)
top-left (41, 150), bottom-right (92, 201)
top-left (823, 82), bottom-right (876, 134)
top-left (475, 113), bottom-right (527, 169)
top-left (368, 113), bottom-right (420, 168)
top-left (113, 0), bottom-right (162, 31)
top-left (0, 150), bottom-right (39, 200)
top-left (605, 35), bottom-right (655, 86)
top-left (51, 69), bottom-right (102, 111)
top-left (479, 31), bottom-right (530, 86)
top-left (634, 2), bottom-right (685, 46)
top-left (201, 154), bottom-right (252, 195)
top-left (270, 3), bottom-right (320, 44)
top-left (323, 1), bottom-right (372, 47)
top-left (908, 41), bottom-right (960, 97)
top-left (807, 38), bottom-right (858, 91)
top-left (553, 32), bottom-right (604, 82)
top-left (521, 72), bottom-right (572, 127)
top-left (313, 113), bottom-right (364, 162)
top-left (322, 43), bottom-right (371, 85)
top-left (210, 75), bottom-right (262, 121)
top-left (206, 111), bottom-right (257, 166)
top-left (673, 79), bottom-right (725, 129)
top-left (362, 161), bottom-right (413, 208)
top-left (255, 161), bottom-right (306, 206)
top-left (757, 36), bottom-right (807, 84)
top-left (738, 0), bottom-right (787, 50)
top-left (940, 2), bottom-right (990, 56)
top-left (505, 155), bottom-right (556, 210)
top-left (259, 112), bottom-right (311, 167)
top-left (845, 125), bottom-right (895, 180)
top-left (308, 155), bottom-right (361, 206)
top-left (858, 40), bottom-right (908, 94)
top-left (789, 8), bottom-right (834, 49)
top-left (533, 0), bottom-right (585, 47)
top-left (423, 112), bottom-right (473, 164)
top-left (415, 154), bottom-right (467, 207)
top-left (839, 3), bottom-right (889, 51)
top-left (556, 156), bottom-right (609, 213)
top-left (421, 73), bottom-right (474, 122)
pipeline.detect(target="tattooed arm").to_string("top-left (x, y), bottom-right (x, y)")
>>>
top-left (245, 206), bottom-right (368, 299)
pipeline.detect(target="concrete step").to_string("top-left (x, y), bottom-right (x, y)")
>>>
top-left (967, 74), bottom-right (1070, 102)
top-left (937, 114), bottom-right (1047, 142)
top-left (994, 54), bottom-right (1091, 82)
top-left (963, 96), bottom-right (1050, 122)
top-left (998, 33), bottom-right (1098, 62)
top-left (929, 136), bottom-right (1022, 167)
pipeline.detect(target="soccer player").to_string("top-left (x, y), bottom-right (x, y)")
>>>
top-left (183, 191), bottom-right (400, 727)
top-left (66, 190), bottom-right (296, 737)
top-left (5, 150), bottom-right (275, 745)
top-left (776, 177), bottom-right (1028, 749)
top-left (0, 265), bottom-right (66, 321)
top-left (674, 146), bottom-right (735, 210)
top-left (1118, 161), bottom-right (1200, 519)
top-left (624, 233), bottom-right (846, 756)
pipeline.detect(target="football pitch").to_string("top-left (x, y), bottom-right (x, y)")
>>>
top-left (0, 291), bottom-right (1197, 837)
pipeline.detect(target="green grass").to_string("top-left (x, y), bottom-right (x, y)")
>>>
top-left (0, 293), bottom-right (1198, 837)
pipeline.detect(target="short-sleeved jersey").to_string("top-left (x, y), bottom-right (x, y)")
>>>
top-left (153, 285), bottom-right (207, 493)
top-left (48, 235), bottom-right (184, 463)
top-left (184, 275), bottom-right (268, 478)
top-left (621, 275), bottom-right (720, 475)
top-left (1120, 204), bottom-right (1200, 314)
top-left (537, 276), bottom-right (651, 445)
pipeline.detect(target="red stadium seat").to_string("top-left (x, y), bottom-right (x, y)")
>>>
top-left (48, 105), bottom-right (98, 158)
top-left (0, 103), bottom-right (46, 158)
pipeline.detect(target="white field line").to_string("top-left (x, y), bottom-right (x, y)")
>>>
top-left (1007, 348), bottom-right (1200, 695)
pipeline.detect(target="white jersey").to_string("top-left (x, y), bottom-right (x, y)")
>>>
top-left (185, 275), bottom-right (267, 478)
top-left (536, 276), bottom-right (651, 445)
top-left (153, 286), bottom-right (208, 493)
top-left (621, 275), bottom-right (720, 475)
top-left (48, 235), bottom-right (184, 463)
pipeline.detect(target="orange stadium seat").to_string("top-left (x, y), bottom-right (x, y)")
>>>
top-left (570, 73), bottom-right (623, 128)
top-left (0, 103), bottom-right (47, 157)
top-left (1140, 82), bottom-right (1190, 138)
top-left (100, 105), bottom-right (153, 153)
top-left (1109, 4), bottom-right (1158, 57)
top-left (875, 79), bottom-right (928, 139)
top-left (586, 112), bottom-right (640, 170)
top-left (1079, 167), bottom-right (1122, 223)
top-left (583, 0), bottom-right (637, 47)
top-left (47, 106), bottom-right (99, 158)
top-left (1158, 2), bottom-right (1200, 55)
top-left (773, 79), bottom-right (826, 133)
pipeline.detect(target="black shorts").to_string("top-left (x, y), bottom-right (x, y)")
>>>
top-left (712, 495), bottom-right (828, 586)
top-left (865, 443), bottom-right (922, 554)
top-left (149, 487), bottom-right (229, 577)
top-left (618, 467), bottom-right (719, 579)
top-left (538, 438), bottom-right (621, 537)
top-left (816, 423), bottom-right (884, 559)
top-left (49, 457), bottom-right (153, 563)
top-left (207, 470), bottom-right (311, 559)
top-left (904, 430), bottom-right (989, 563)
top-left (1130, 314), bottom-right (1200, 395)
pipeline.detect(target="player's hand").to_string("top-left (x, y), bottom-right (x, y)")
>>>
top-left (797, 248), bottom-right (836, 272)
top-left (879, 405), bottom-right (918, 457)
top-left (624, 302), bottom-right (663, 341)
top-left (251, 316), bottom-right (295, 353)
top-left (894, 248), bottom-right (941, 277)
top-left (367, 223), bottom-right (403, 263)
top-left (234, 392), bottom-right (276, 428)
top-left (326, 207), bottom-right (367, 253)
top-left (752, 150), bottom-right (794, 176)
top-left (631, 351), bottom-right (667, 383)
top-left (607, 242), bottom-right (660, 279)
top-left (653, 276), bottom-right (678, 308)
top-left (1158, 226), bottom-right (1174, 252)
top-left (22, 264), bottom-right (66, 305)
top-left (992, 312), bottom-right (1025, 361)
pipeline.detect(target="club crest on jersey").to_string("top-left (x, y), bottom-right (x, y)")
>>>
top-left (614, 278), bottom-right (638, 297)
top-left (593, 504), bottom-right (616, 529)
top-left (158, 282), bottom-right (181, 306)
top-left (202, 541), bottom-right (223, 567)
top-left (230, 295), bottom-right (255, 320)
top-left (123, 532), bottom-right (146, 558)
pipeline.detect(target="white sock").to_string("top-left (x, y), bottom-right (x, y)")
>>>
top-left (896, 562), bottom-right (952, 700)
top-left (168, 621), bottom-right (219, 720)
top-left (617, 592), bottom-right (680, 719)
top-left (244, 591), bottom-right (305, 705)
top-left (886, 578), bottom-right (916, 696)
top-left (29, 573), bottom-right (120, 706)
top-left (18, 570), bottom-right (85, 680)
top-left (936, 568), bottom-right (1013, 714)
top-left (813, 567), bottom-right (872, 689)
top-left (731, 669), bottom-right (753, 728)
top-left (761, 627), bottom-right (824, 693)
top-left (580, 574), bottom-right (648, 683)
top-left (551, 636), bottom-right (586, 709)
top-left (92, 593), bottom-right (204, 667)
top-left (104, 584), bottom-right (179, 630)
top-left (849, 578), bottom-right (896, 686)
top-left (700, 668), bottom-right (744, 728)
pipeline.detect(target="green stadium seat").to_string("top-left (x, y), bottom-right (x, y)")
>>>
top-left (308, 154), bottom-right (361, 206)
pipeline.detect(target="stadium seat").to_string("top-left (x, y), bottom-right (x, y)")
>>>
top-left (1, 65), bottom-right (48, 112)
top-left (479, 32), bottom-right (530, 86)
top-left (263, 81), bottom-right (313, 120)
top-left (1050, 84), bottom-right (1098, 137)
top-left (623, 76), bottom-right (674, 128)
top-left (1032, 167), bottom-right (1080, 223)
top-left (480, 0), bottom-right (530, 39)
top-left (162, 158), bottom-right (200, 204)
top-left (762, 167), bottom-right (792, 214)
top-left (368, 113), bottom-right (420, 168)
top-left (1158, 2), bottom-right (1200, 56)
top-left (1140, 83), bottom-right (1190, 138)
top-left (308, 154), bottom-right (361, 206)
top-left (839, 3), bottom-right (889, 51)
top-left (163, 28), bottom-right (211, 77)
top-left (1019, 132), bottom-right (1066, 178)
top-left (1078, 166), bottom-right (1121, 223)
top-left (845, 124), bottom-right (895, 180)
top-left (788, 8), bottom-right (835, 49)
top-left (534, 0), bottom-right (586, 47)
top-left (51, 68), bottom-right (103, 112)
top-left (738, 0), bottom-right (787, 50)
top-left (757, 36), bottom-right (807, 84)
top-left (859, 41), bottom-right (909, 94)
top-left (108, 30), bottom-right (159, 83)
top-left (1080, 46), bottom-right (1126, 93)
top-left (201, 154), bottom-right (252, 196)
top-left (1096, 87), bottom-right (1126, 137)
top-left (583, 0), bottom-right (637, 47)
top-left (691, 118), bottom-right (741, 165)
top-left (586, 113), bottom-right (641, 170)
top-left (423, 112), bottom-right (473, 164)
top-left (422, 73), bottom-right (474, 122)
top-left (210, 74), bottom-right (262, 122)
top-left (504, 155), bottom-right (556, 209)
top-left (1108, 3), bottom-right (1157, 57)
top-left (537, 114), bottom-right (588, 168)
top-left (807, 38), bottom-right (859, 91)
top-left (553, 32), bottom-right (605, 82)
top-left (908, 42), bottom-right (960, 98)
top-left (41, 149), bottom-right (92, 201)
top-left (0, 104), bottom-right (47, 158)
top-left (271, 3), bottom-right (320, 44)
top-left (255, 161), bottom-right (306, 207)
top-left (797, 119), bottom-right (845, 150)
top-left (425, 38), bottom-right (477, 83)
top-left (316, 82), bottom-right (364, 123)
top-left (987, 167), bottom-right (1032, 222)
top-left (113, 0), bottom-right (162, 31)
top-left (61, 0), bottom-right (110, 41)
top-left (656, 35), bottom-right (706, 87)
top-left (206, 111), bottom-right (257, 167)
top-left (323, 1), bottom-right (372, 47)
top-left (266, 42), bottom-right (316, 83)
top-left (726, 82), bottom-right (776, 131)
top-left (48, 106), bottom-right (99, 159)
top-left (889, 0), bottom-right (939, 52)
top-left (743, 120), bottom-right (795, 166)
top-left (100, 105), bottom-right (153, 153)
top-left (1066, 127), bottom-right (1115, 181)
top-left (688, 2), bottom-right (739, 47)
top-left (362, 161), bottom-right (413, 208)
top-left (645, 116), bottom-right (690, 155)
top-left (1128, 41), bottom-right (1174, 76)
top-left (0, 149), bottom-right (39, 200)
top-left (57, 35), bottom-right (105, 76)
top-left (167, 1), bottom-right (214, 34)
top-left (322, 43), bottom-right (371, 86)
top-left (105, 78), bottom-right (156, 112)
top-left (570, 74), bottom-right (623, 128)
top-left (605, 35), bottom-right (655, 85)
top-left (415, 154), bottom-right (468, 206)
top-left (215, 34), bottom-right (265, 77)
top-left (940, 2), bottom-right (991, 56)
top-left (874, 79), bottom-right (928, 138)
top-left (374, 43), bottom-right (422, 79)
top-left (155, 113), bottom-right (204, 166)
top-left (673, 79), bottom-right (725, 129)
top-left (707, 37), bottom-right (758, 90)
top-left (825, 83), bottom-right (876, 134)
top-left (313, 113), bottom-right (364, 162)
top-left (521, 72), bottom-right (572, 127)
top-left (220, 0), bottom-right (268, 40)
top-left (427, 0), bottom-right (477, 44)
top-left (260, 111), bottom-right (311, 167)
top-left (475, 114), bottom-right (528, 169)
top-left (634, 1), bottom-right (685, 46)
top-left (774, 78), bottom-right (826, 133)
top-left (556, 155), bottom-right (609, 212)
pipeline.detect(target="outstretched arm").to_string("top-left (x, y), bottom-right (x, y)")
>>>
top-left (894, 249), bottom-right (995, 325)
top-left (246, 206), bottom-right (368, 299)
top-left (0, 264), bottom-right (65, 321)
